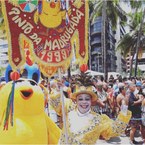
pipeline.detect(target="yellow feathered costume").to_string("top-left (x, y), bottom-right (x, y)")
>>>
top-left (0, 78), bottom-right (61, 144)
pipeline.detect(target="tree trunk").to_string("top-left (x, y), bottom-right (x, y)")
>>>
top-left (134, 9), bottom-right (145, 77)
top-left (129, 53), bottom-right (135, 78)
top-left (88, 20), bottom-right (91, 70)
top-left (102, 0), bottom-right (107, 81)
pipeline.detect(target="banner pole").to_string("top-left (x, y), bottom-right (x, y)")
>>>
top-left (58, 67), bottom-right (68, 144)
top-left (46, 77), bottom-right (50, 116)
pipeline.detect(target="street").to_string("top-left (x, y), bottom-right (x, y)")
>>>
top-left (97, 132), bottom-right (143, 145)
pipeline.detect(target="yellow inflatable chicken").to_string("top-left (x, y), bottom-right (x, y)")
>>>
top-left (34, 0), bottom-right (69, 28)
top-left (0, 78), bottom-right (61, 144)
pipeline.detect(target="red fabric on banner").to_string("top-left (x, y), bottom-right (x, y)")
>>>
top-left (2, 1), bottom-right (88, 69)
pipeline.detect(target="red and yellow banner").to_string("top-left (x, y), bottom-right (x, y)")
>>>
top-left (2, 0), bottom-right (88, 77)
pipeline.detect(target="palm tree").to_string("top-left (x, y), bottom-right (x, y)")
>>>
top-left (102, 1), bottom-right (107, 81)
top-left (134, 9), bottom-right (145, 77)
top-left (89, 0), bottom-right (127, 81)
top-left (117, 2), bottom-right (145, 77)
top-left (129, 0), bottom-right (145, 77)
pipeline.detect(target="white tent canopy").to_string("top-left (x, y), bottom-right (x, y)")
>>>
top-left (63, 70), bottom-right (104, 77)
top-left (86, 70), bottom-right (104, 76)
top-left (64, 70), bottom-right (121, 79)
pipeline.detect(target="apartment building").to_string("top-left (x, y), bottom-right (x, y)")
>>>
top-left (89, 16), bottom-right (117, 73)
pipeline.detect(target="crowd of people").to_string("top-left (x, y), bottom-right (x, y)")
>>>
top-left (1, 72), bottom-right (145, 144)
top-left (35, 72), bottom-right (145, 145)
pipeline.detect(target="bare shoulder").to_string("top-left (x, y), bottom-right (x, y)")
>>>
top-left (142, 98), bottom-right (145, 106)
top-left (116, 94), bottom-right (122, 100)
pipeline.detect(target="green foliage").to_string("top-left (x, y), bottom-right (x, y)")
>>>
top-left (117, 8), bottom-right (145, 58)
top-left (130, 0), bottom-right (145, 9)
top-left (89, 0), bottom-right (127, 30)
top-left (132, 67), bottom-right (143, 77)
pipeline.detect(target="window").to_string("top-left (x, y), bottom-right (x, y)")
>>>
top-left (92, 37), bottom-right (101, 42)
top-left (93, 21), bottom-right (101, 32)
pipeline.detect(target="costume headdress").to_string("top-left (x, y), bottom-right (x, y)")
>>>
top-left (71, 65), bottom-right (98, 103)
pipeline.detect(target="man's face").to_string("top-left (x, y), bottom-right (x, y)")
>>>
top-left (122, 87), bottom-right (126, 94)
top-left (129, 85), bottom-right (136, 92)
top-left (76, 94), bottom-right (91, 114)
top-left (136, 86), bottom-right (141, 90)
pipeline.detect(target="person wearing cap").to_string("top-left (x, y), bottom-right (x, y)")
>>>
top-left (128, 82), bottom-right (144, 144)
top-left (50, 74), bottom-right (132, 144)
top-left (136, 81), bottom-right (143, 95)
top-left (63, 81), bottom-right (72, 98)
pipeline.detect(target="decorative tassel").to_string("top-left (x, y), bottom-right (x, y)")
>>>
top-left (65, 12), bottom-right (70, 25)
top-left (61, 0), bottom-right (66, 10)
top-left (66, 0), bottom-right (69, 10)
top-left (3, 81), bottom-right (15, 130)
top-left (38, 0), bottom-right (42, 14)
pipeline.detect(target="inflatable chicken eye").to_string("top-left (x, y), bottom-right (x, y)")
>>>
top-left (46, 0), bottom-right (51, 2)
top-left (21, 64), bottom-right (40, 83)
top-left (5, 63), bottom-right (40, 83)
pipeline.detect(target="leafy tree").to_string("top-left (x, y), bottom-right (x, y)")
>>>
top-left (89, 0), bottom-right (127, 81)
top-left (117, 1), bottom-right (145, 77)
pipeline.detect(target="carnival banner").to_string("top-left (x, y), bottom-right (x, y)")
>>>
top-left (2, 0), bottom-right (89, 73)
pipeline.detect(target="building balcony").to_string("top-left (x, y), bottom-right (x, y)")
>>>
top-left (91, 30), bottom-right (101, 36)
top-left (92, 61), bottom-right (97, 65)
top-left (0, 40), bottom-right (8, 53)
top-left (91, 40), bottom-right (101, 46)
top-left (107, 60), bottom-right (116, 66)
top-left (0, 55), bottom-right (8, 61)
top-left (107, 50), bottom-right (116, 56)
top-left (0, 47), bottom-right (8, 53)
top-left (91, 51), bottom-right (98, 55)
